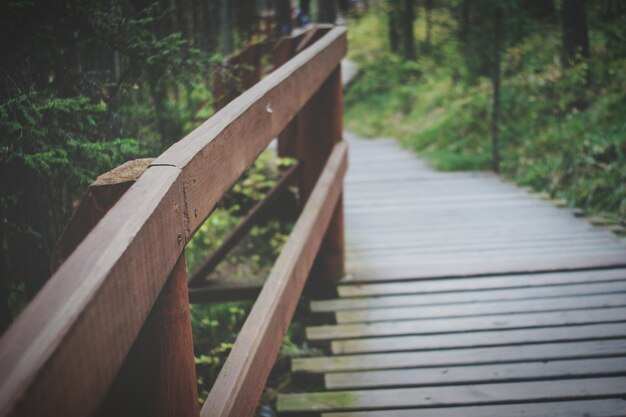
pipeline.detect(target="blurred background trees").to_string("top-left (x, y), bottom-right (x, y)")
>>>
top-left (347, 0), bottom-right (625, 235)
top-left (0, 0), bottom-right (302, 332)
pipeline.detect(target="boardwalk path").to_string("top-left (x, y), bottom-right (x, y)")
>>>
top-left (277, 132), bottom-right (626, 416)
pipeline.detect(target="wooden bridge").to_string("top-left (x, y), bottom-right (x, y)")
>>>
top-left (1, 26), bottom-right (626, 417)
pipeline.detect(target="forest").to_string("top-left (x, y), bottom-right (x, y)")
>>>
top-left (1, 0), bottom-right (625, 414)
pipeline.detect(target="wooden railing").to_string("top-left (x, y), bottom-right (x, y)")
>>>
top-left (0, 26), bottom-right (347, 417)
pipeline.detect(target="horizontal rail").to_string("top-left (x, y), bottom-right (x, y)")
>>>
top-left (202, 141), bottom-right (348, 417)
top-left (188, 276), bottom-right (266, 303)
top-left (154, 27), bottom-right (347, 236)
top-left (0, 27), bottom-right (347, 417)
top-left (188, 162), bottom-right (300, 287)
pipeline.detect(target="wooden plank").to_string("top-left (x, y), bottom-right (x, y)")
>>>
top-left (332, 322), bottom-right (626, 354)
top-left (336, 268), bottom-right (626, 298)
top-left (154, 28), bottom-right (347, 236)
top-left (0, 166), bottom-right (187, 417)
top-left (273, 31), bottom-right (308, 157)
top-left (292, 339), bottom-right (626, 373)
top-left (307, 306), bottom-right (626, 341)
top-left (188, 276), bottom-right (266, 303)
top-left (335, 292), bottom-right (626, 324)
top-left (297, 64), bottom-right (345, 283)
top-left (345, 243), bottom-right (625, 261)
top-left (320, 399), bottom-right (626, 417)
top-left (345, 236), bottom-right (618, 256)
top-left (325, 356), bottom-right (626, 389)
top-left (344, 252), bottom-right (626, 282)
top-left (312, 280), bottom-right (626, 312)
top-left (52, 158), bottom-right (154, 270)
top-left (97, 254), bottom-right (199, 417)
top-left (278, 377), bottom-right (626, 412)
top-left (201, 142), bottom-right (347, 417)
top-left (344, 229), bottom-right (612, 248)
top-left (188, 163), bottom-right (299, 287)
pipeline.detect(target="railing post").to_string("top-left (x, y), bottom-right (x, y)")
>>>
top-left (98, 253), bottom-right (199, 417)
top-left (297, 64), bottom-right (345, 284)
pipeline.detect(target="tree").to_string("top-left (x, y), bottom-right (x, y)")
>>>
top-left (423, 0), bottom-right (433, 54)
top-left (0, 0), bottom-right (220, 334)
top-left (387, 0), bottom-right (400, 52)
top-left (318, 0), bottom-right (336, 23)
top-left (402, 0), bottom-right (417, 60)
top-left (491, 2), bottom-right (502, 172)
top-left (276, 0), bottom-right (293, 36)
top-left (561, 0), bottom-right (590, 67)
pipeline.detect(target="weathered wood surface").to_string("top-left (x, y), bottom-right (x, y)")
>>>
top-left (293, 339), bottom-right (626, 373)
top-left (277, 132), bottom-right (626, 416)
top-left (188, 163), bottom-right (300, 287)
top-left (320, 399), bottom-right (626, 417)
top-left (340, 134), bottom-right (626, 282)
top-left (52, 158), bottom-right (154, 269)
top-left (154, 28), bottom-right (347, 236)
top-left (0, 28), bottom-right (348, 417)
top-left (0, 166), bottom-right (187, 417)
top-left (279, 377), bottom-right (626, 412)
top-left (202, 142), bottom-right (347, 417)
top-left (98, 255), bottom-right (199, 417)
top-left (325, 356), bottom-right (626, 389)
top-left (331, 322), bottom-right (626, 354)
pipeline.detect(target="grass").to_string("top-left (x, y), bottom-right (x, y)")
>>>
top-left (344, 10), bottom-right (626, 224)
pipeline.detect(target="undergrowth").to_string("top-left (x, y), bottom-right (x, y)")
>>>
top-left (345, 11), bottom-right (626, 224)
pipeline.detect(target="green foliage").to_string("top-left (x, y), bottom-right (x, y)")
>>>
top-left (345, 4), bottom-right (626, 224)
top-left (184, 148), bottom-right (300, 400)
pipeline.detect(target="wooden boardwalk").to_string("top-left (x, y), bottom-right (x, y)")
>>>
top-left (277, 132), bottom-right (626, 416)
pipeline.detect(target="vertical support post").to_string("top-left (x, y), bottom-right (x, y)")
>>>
top-left (273, 26), bottom-right (333, 158)
top-left (296, 65), bottom-right (345, 284)
top-left (273, 36), bottom-right (301, 158)
top-left (97, 254), bottom-right (199, 417)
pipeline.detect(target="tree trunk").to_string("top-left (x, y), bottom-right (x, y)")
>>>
top-left (220, 0), bottom-right (232, 55)
top-left (424, 0), bottom-right (433, 54)
top-left (276, 0), bottom-right (292, 36)
top-left (318, 0), bottom-right (336, 24)
top-left (561, 0), bottom-right (590, 67)
top-left (402, 0), bottom-right (416, 60)
top-left (388, 1), bottom-right (400, 53)
top-left (491, 3), bottom-right (502, 173)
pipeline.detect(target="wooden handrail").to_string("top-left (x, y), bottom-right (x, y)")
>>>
top-left (202, 142), bottom-right (348, 417)
top-left (188, 162), bottom-right (300, 288)
top-left (0, 26), bottom-right (347, 417)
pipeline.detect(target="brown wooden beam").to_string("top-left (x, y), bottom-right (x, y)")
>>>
top-left (188, 163), bottom-right (300, 288)
top-left (201, 142), bottom-right (348, 417)
top-left (188, 276), bottom-right (266, 303)
top-left (52, 158), bottom-right (154, 270)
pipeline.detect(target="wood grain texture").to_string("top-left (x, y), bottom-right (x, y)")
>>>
top-left (279, 377), bottom-right (626, 412)
top-left (307, 306), bottom-right (626, 341)
top-left (325, 356), bottom-right (626, 389)
top-left (298, 65), bottom-right (345, 283)
top-left (154, 27), bottom-right (347, 236)
top-left (312, 279), bottom-right (626, 312)
top-left (97, 255), bottom-right (199, 417)
top-left (201, 142), bottom-right (347, 417)
top-left (52, 158), bottom-right (154, 269)
top-left (340, 133), bottom-right (626, 282)
top-left (336, 268), bottom-right (626, 298)
top-left (331, 322), bottom-right (626, 354)
top-left (188, 163), bottom-right (299, 287)
top-left (320, 399), bottom-right (626, 417)
top-left (293, 339), bottom-right (626, 373)
top-left (188, 276), bottom-right (266, 303)
top-left (0, 166), bottom-right (187, 417)
top-left (273, 31), bottom-right (308, 157)
top-left (335, 292), bottom-right (626, 324)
